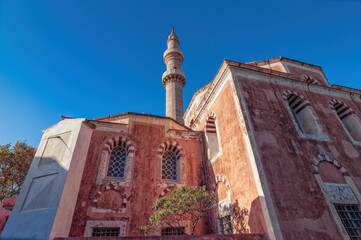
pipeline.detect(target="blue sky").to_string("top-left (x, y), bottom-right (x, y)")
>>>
top-left (0, 0), bottom-right (360, 147)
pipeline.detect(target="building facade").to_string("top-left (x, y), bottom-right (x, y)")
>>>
top-left (2, 30), bottom-right (361, 240)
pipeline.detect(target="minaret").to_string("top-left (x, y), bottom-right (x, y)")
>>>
top-left (162, 27), bottom-right (186, 124)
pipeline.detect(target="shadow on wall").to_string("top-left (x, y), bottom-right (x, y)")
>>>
top-left (203, 144), bottom-right (267, 236)
top-left (1, 149), bottom-right (71, 240)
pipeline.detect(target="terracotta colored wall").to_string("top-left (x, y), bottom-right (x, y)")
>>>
top-left (69, 119), bottom-right (207, 237)
top-left (190, 81), bottom-right (267, 235)
top-left (237, 75), bottom-right (361, 239)
top-left (284, 64), bottom-right (328, 86)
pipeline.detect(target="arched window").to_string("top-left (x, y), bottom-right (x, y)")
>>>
top-left (330, 99), bottom-right (361, 142)
top-left (162, 150), bottom-right (178, 181)
top-left (215, 175), bottom-right (233, 235)
top-left (205, 112), bottom-right (221, 161)
top-left (158, 141), bottom-right (184, 182)
top-left (96, 136), bottom-right (135, 184)
top-left (107, 146), bottom-right (128, 178)
top-left (312, 154), bottom-right (361, 239)
top-left (283, 91), bottom-right (324, 138)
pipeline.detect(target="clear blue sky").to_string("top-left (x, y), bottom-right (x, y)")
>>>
top-left (0, 0), bottom-right (360, 147)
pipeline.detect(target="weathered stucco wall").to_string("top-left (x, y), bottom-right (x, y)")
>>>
top-left (2, 119), bottom-right (93, 240)
top-left (235, 68), bottom-right (361, 239)
top-left (185, 79), bottom-right (267, 236)
top-left (69, 115), bottom-right (208, 237)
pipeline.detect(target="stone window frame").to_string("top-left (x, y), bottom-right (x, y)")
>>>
top-left (157, 141), bottom-right (185, 185)
top-left (329, 99), bottom-right (361, 146)
top-left (96, 136), bottom-right (135, 186)
top-left (282, 90), bottom-right (328, 141)
top-left (213, 175), bottom-right (233, 235)
top-left (312, 154), bottom-right (361, 240)
top-left (84, 220), bottom-right (127, 237)
top-left (205, 112), bottom-right (222, 163)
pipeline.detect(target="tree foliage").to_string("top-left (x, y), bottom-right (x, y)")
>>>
top-left (0, 140), bottom-right (36, 201)
top-left (141, 186), bottom-right (215, 236)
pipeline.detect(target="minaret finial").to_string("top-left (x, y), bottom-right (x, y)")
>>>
top-left (172, 25), bottom-right (174, 33)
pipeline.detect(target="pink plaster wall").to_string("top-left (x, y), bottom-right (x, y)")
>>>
top-left (237, 74), bottom-right (361, 239)
top-left (69, 118), bottom-right (208, 237)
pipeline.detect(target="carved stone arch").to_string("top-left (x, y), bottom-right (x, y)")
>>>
top-left (157, 140), bottom-right (185, 160)
top-left (96, 135), bottom-right (135, 185)
top-left (329, 99), bottom-right (356, 118)
top-left (102, 136), bottom-right (135, 156)
top-left (205, 112), bottom-right (217, 133)
top-left (213, 174), bottom-right (231, 201)
top-left (282, 90), bottom-right (310, 105)
top-left (311, 154), bottom-right (349, 176)
top-left (157, 140), bottom-right (185, 182)
top-left (92, 181), bottom-right (127, 213)
top-left (329, 98), bottom-right (361, 143)
top-left (302, 74), bottom-right (321, 85)
top-left (207, 112), bottom-right (216, 122)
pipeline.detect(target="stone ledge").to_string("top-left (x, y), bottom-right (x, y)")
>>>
top-left (56, 234), bottom-right (266, 240)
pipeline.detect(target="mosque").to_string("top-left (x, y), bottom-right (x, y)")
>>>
top-left (2, 28), bottom-right (361, 240)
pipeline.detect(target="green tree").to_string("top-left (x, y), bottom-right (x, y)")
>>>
top-left (141, 186), bottom-right (215, 236)
top-left (0, 140), bottom-right (36, 201)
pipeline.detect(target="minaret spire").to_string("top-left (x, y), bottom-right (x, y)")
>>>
top-left (162, 27), bottom-right (186, 124)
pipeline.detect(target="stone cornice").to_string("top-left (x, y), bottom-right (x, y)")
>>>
top-left (162, 69), bottom-right (186, 87)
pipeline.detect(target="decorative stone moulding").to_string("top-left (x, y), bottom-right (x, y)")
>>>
top-left (311, 154), bottom-right (349, 176)
top-left (92, 181), bottom-right (127, 213)
top-left (157, 140), bottom-right (185, 160)
top-left (323, 183), bottom-right (358, 204)
top-left (96, 135), bottom-right (135, 185)
top-left (162, 70), bottom-right (186, 87)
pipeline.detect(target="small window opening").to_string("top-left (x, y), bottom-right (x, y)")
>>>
top-left (334, 204), bottom-right (361, 239)
top-left (107, 146), bottom-right (127, 178)
top-left (161, 227), bottom-right (185, 235)
top-left (219, 215), bottom-right (233, 234)
top-left (286, 94), bottom-right (323, 136)
top-left (92, 227), bottom-right (120, 237)
top-left (161, 150), bottom-right (178, 181)
top-left (205, 114), bottom-right (220, 159)
top-left (332, 101), bottom-right (361, 142)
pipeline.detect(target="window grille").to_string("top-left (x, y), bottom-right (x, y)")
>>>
top-left (219, 215), bottom-right (233, 234)
top-left (92, 227), bottom-right (120, 237)
top-left (161, 227), bottom-right (185, 235)
top-left (107, 146), bottom-right (127, 178)
top-left (162, 150), bottom-right (177, 181)
top-left (334, 204), bottom-right (361, 239)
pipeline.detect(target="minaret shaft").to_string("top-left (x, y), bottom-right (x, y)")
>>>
top-left (166, 80), bottom-right (184, 123)
top-left (162, 27), bottom-right (186, 124)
